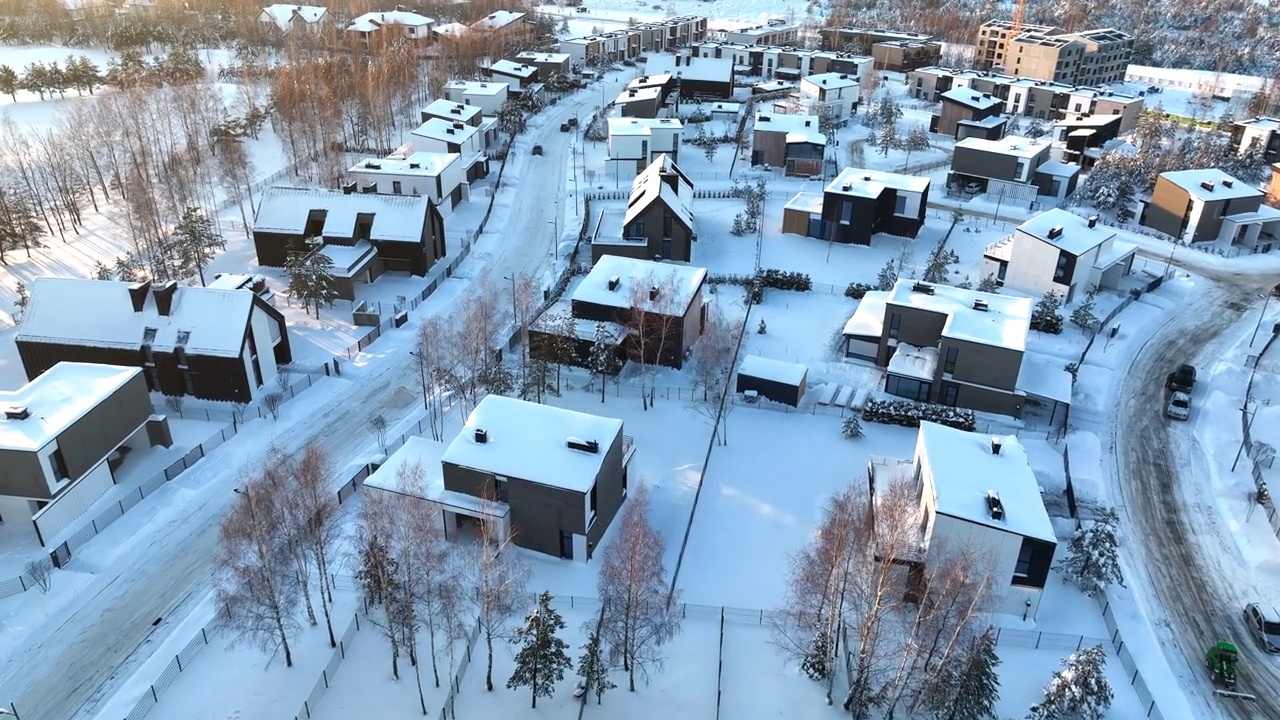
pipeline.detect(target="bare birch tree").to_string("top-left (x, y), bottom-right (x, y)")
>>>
top-left (356, 489), bottom-right (404, 679)
top-left (416, 317), bottom-right (450, 442)
top-left (596, 483), bottom-right (682, 691)
top-left (289, 442), bottom-right (341, 648)
top-left (688, 303), bottom-right (741, 445)
top-left (626, 273), bottom-right (685, 410)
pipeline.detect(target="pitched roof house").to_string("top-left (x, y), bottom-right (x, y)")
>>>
top-left (258, 4), bottom-right (327, 32)
top-left (592, 155), bottom-right (696, 264)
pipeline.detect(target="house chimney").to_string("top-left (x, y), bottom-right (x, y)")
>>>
top-left (649, 285), bottom-right (659, 301)
top-left (342, 181), bottom-right (357, 194)
top-left (1222, 178), bottom-right (1234, 188)
top-left (1087, 215), bottom-right (1098, 228)
top-left (986, 490), bottom-right (1005, 520)
top-left (128, 280), bottom-right (152, 313)
top-left (474, 428), bottom-right (489, 443)
top-left (607, 276), bottom-right (620, 291)
top-left (152, 280), bottom-right (178, 317)
top-left (362, 183), bottom-right (377, 193)
top-left (973, 299), bottom-right (989, 311)
top-left (3, 405), bottom-right (29, 421)
top-left (1200, 180), bottom-right (1215, 192)
top-left (990, 436), bottom-right (1002, 455)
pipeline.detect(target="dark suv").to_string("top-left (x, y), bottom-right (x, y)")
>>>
top-left (1166, 364), bottom-right (1196, 393)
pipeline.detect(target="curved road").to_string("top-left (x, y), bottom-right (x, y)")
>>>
top-left (1115, 261), bottom-right (1279, 720)
top-left (0, 72), bottom-right (632, 720)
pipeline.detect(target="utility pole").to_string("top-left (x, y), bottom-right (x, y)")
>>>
top-left (1233, 399), bottom-right (1269, 472)
top-left (1164, 242), bottom-right (1177, 277)
top-left (1250, 290), bottom-right (1273, 347)
top-left (408, 350), bottom-right (428, 409)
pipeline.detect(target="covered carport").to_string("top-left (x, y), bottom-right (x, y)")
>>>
top-left (1015, 352), bottom-right (1074, 426)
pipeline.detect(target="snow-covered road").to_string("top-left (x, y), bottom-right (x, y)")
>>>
top-left (0, 74), bottom-right (632, 720)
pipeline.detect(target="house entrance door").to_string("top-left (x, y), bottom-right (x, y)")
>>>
top-left (559, 531), bottom-right (574, 560)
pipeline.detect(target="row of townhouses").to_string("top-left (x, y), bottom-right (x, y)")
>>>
top-left (557, 15), bottom-right (710, 65)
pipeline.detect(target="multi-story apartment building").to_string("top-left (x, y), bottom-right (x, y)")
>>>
top-left (820, 27), bottom-right (935, 53)
top-left (975, 19), bottom-right (1063, 70)
top-left (974, 19), bottom-right (1132, 86)
top-left (724, 20), bottom-right (798, 46)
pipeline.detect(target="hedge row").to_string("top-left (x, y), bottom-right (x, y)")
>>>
top-left (862, 398), bottom-right (977, 431)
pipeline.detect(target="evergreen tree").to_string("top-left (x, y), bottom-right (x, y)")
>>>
top-left (45, 61), bottom-right (68, 98)
top-left (841, 415), bottom-right (864, 439)
top-left (1030, 291), bottom-right (1064, 334)
top-left (0, 186), bottom-right (44, 265)
top-left (1070, 299), bottom-right (1100, 333)
top-left (902, 125), bottom-right (931, 165)
top-left (878, 117), bottom-right (899, 156)
top-left (170, 206), bottom-right (225, 286)
top-left (977, 274), bottom-right (1001, 293)
top-left (92, 260), bottom-right (114, 280)
top-left (355, 534), bottom-right (397, 607)
top-left (0, 65), bottom-right (17, 101)
top-left (875, 258), bottom-right (898, 291)
top-left (1026, 645), bottom-right (1112, 720)
top-left (13, 281), bottom-right (29, 322)
top-left (1058, 508), bottom-right (1124, 596)
top-left (588, 322), bottom-right (621, 402)
top-left (940, 627), bottom-right (1001, 720)
top-left (498, 100), bottom-right (528, 136)
top-left (922, 235), bottom-right (959, 284)
top-left (577, 629), bottom-right (615, 705)
top-left (19, 62), bottom-right (49, 100)
top-left (801, 630), bottom-right (832, 680)
top-left (507, 591), bottom-right (573, 709)
top-left (1024, 118), bottom-right (1046, 139)
top-left (285, 249), bottom-right (340, 319)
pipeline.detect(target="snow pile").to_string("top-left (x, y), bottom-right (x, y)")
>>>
top-left (1065, 431), bottom-right (1106, 518)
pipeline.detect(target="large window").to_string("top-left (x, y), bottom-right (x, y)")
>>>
top-left (943, 346), bottom-right (959, 374)
top-left (589, 484), bottom-right (598, 520)
top-left (894, 194), bottom-right (908, 216)
top-left (885, 374), bottom-right (932, 402)
top-left (1014, 542), bottom-right (1034, 578)
top-left (888, 313), bottom-right (902, 339)
top-left (1053, 252), bottom-right (1070, 283)
top-left (50, 448), bottom-right (70, 481)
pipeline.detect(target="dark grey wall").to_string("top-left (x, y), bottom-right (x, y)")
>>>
top-left (0, 449), bottom-right (49, 499)
top-left (59, 372), bottom-right (153, 480)
top-left (952, 146), bottom-right (1019, 181)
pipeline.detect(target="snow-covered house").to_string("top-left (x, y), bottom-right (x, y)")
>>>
top-left (725, 20), bottom-right (799, 46)
top-left (488, 60), bottom-right (538, 90)
top-left (751, 112), bottom-right (826, 176)
top-left (418, 99), bottom-right (498, 163)
top-left (1231, 117), bottom-right (1280, 163)
top-left (0, 363), bottom-right (167, 544)
top-left (868, 421), bottom-right (1057, 619)
top-left (258, 4), bottom-right (328, 33)
top-left (950, 135), bottom-right (1078, 205)
top-left (642, 53), bottom-right (736, 99)
top-left (935, 88), bottom-right (1005, 140)
top-left (16, 279), bottom-right (291, 404)
top-left (797, 72), bottom-right (860, 121)
top-left (470, 10), bottom-right (526, 34)
top-left (443, 80), bottom-right (508, 117)
top-left (782, 167), bottom-right (929, 245)
top-left (607, 117), bottom-right (683, 171)
top-left (251, 186), bottom-right (446, 299)
top-left (1139, 168), bottom-right (1280, 250)
top-left (592, 154), bottom-right (695, 264)
top-left (514, 51), bottom-right (572, 79)
top-left (409, 118), bottom-right (491, 180)
top-left (346, 10), bottom-right (434, 46)
top-left (421, 98), bottom-right (482, 127)
top-left (982, 209), bottom-right (1136, 302)
top-left (347, 151), bottom-right (467, 216)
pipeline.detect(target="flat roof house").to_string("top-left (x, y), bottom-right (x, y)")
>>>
top-left (798, 72), bottom-right (860, 121)
top-left (983, 209), bottom-right (1136, 302)
top-left (570, 255), bottom-right (707, 369)
top-left (365, 396), bottom-right (635, 561)
top-left (643, 53), bottom-right (736, 99)
top-left (252, 186), bottom-right (446, 298)
top-left (820, 26), bottom-right (936, 53)
top-left (614, 85), bottom-right (666, 119)
top-left (872, 40), bottom-right (943, 72)
top-left (347, 151), bottom-right (467, 216)
top-left (515, 51), bottom-right (572, 79)
top-left (593, 154), bottom-right (695, 264)
top-left (443, 80), bottom-right (508, 117)
top-left (1052, 113), bottom-right (1123, 168)
top-left (409, 117), bottom-right (491, 179)
top-left (950, 135), bottom-right (1078, 204)
top-left (17, 278), bottom-right (291, 403)
top-left (489, 59), bottom-right (538, 90)
top-left (1139, 169), bottom-right (1280, 250)
top-left (751, 112), bottom-right (826, 176)
top-left (1231, 117), bottom-right (1280, 164)
top-left (783, 167), bottom-right (929, 245)
top-left (868, 422), bottom-right (1057, 618)
top-left (935, 88), bottom-right (1005, 139)
top-left (607, 117), bottom-right (683, 170)
top-left (868, 279), bottom-right (1033, 417)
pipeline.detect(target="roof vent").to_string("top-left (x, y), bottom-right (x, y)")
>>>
top-left (991, 436), bottom-right (1002, 455)
top-left (342, 181), bottom-right (357, 194)
top-left (1200, 180), bottom-right (1215, 192)
top-left (987, 490), bottom-right (1005, 520)
top-left (474, 428), bottom-right (489, 443)
top-left (567, 437), bottom-right (599, 453)
top-left (863, 175), bottom-right (872, 181)
top-left (453, 121), bottom-right (464, 129)
top-left (3, 405), bottom-right (29, 421)
top-left (365, 161), bottom-right (382, 170)
top-left (1222, 178), bottom-right (1234, 188)
top-left (1047, 225), bottom-right (1064, 239)
top-left (607, 276), bottom-right (620, 291)
top-left (912, 282), bottom-right (935, 295)
top-left (649, 285), bottom-right (659, 301)
top-left (973, 299), bottom-right (989, 311)
top-left (804, 119), bottom-right (811, 126)
top-left (1087, 215), bottom-right (1098, 228)
top-left (409, 162), bottom-right (420, 169)
top-left (842, 183), bottom-right (852, 191)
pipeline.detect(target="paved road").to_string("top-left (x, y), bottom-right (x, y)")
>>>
top-left (1114, 263), bottom-right (1280, 719)
top-left (0, 73), bottom-right (630, 720)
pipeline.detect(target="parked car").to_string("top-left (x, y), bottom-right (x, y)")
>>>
top-left (567, 117), bottom-right (579, 127)
top-left (576, 5), bottom-right (588, 11)
top-left (1147, 85), bottom-right (1162, 94)
top-left (962, 181), bottom-right (982, 195)
top-left (560, 122), bottom-right (572, 132)
top-left (532, 144), bottom-right (544, 156)
top-left (622, 59), bottom-right (637, 66)
top-left (1166, 363), bottom-right (1196, 393)
top-left (1166, 391), bottom-right (1191, 420)
top-left (1243, 603), bottom-right (1280, 653)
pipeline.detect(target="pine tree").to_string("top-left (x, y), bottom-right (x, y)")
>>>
top-left (977, 274), bottom-right (1001, 293)
top-left (19, 62), bottom-right (48, 100)
top-left (13, 281), bottom-right (29, 322)
top-left (588, 322), bottom-right (621, 402)
top-left (1026, 645), bottom-right (1112, 720)
top-left (1030, 291), bottom-right (1064, 334)
top-left (92, 260), bottom-right (114, 280)
top-left (922, 235), bottom-right (959, 284)
top-left (507, 591), bottom-right (573, 709)
top-left (801, 630), bottom-right (832, 680)
top-left (875, 258), bottom-right (898, 291)
top-left (1024, 118), bottom-right (1046, 139)
top-left (1070, 299), bottom-right (1100, 333)
top-left (577, 629), bottom-right (615, 705)
top-left (0, 65), bottom-right (17, 101)
top-left (0, 185), bottom-right (44, 265)
top-left (942, 627), bottom-right (1001, 720)
top-left (841, 415), bottom-right (863, 439)
top-left (878, 117), bottom-right (899, 156)
top-left (170, 206), bottom-right (226, 286)
top-left (1058, 508), bottom-right (1124, 597)
top-left (285, 249), bottom-right (340, 319)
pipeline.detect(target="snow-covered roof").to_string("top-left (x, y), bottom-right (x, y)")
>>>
top-left (629, 73), bottom-right (673, 89)
top-left (422, 99), bottom-right (481, 123)
top-left (955, 135), bottom-right (1051, 159)
top-left (753, 112), bottom-right (825, 145)
top-left (253, 186), bottom-right (431, 243)
top-left (433, 21), bottom-right (467, 36)
top-left (624, 155), bottom-right (694, 230)
top-left (349, 151), bottom-right (459, 178)
top-left (1015, 352), bottom-right (1073, 404)
top-left (643, 54), bottom-right (734, 84)
top-left (802, 72), bottom-right (860, 91)
top-left (1034, 160), bottom-right (1078, 178)
top-left (0, 363), bottom-right (143, 452)
top-left (917, 422), bottom-right (1056, 544)
top-left (18, 278), bottom-right (258, 358)
top-left (320, 241), bottom-right (377, 276)
top-left (442, 395), bottom-right (622, 494)
top-left (754, 80), bottom-right (796, 93)
top-left (259, 4), bottom-right (326, 30)
top-left (887, 342), bottom-right (938, 380)
top-left (827, 167), bottom-right (930, 196)
top-left (1224, 204), bottom-right (1280, 224)
top-left (615, 86), bottom-right (664, 105)
top-left (516, 51), bottom-right (570, 65)
top-left (471, 10), bottom-right (525, 31)
top-left (445, 80), bottom-right (508, 97)
top-left (886, 279), bottom-right (1032, 352)
top-left (531, 298), bottom-right (628, 342)
top-left (490, 59), bottom-right (537, 79)
top-left (738, 354), bottom-right (807, 386)
top-left (1159, 169), bottom-right (1263, 202)
top-left (1093, 239), bottom-right (1136, 270)
top-left (208, 273), bottom-right (265, 291)
top-left (608, 117), bottom-right (682, 136)
top-left (411, 117), bottom-right (481, 145)
top-left (347, 10), bottom-right (433, 32)
top-left (572, 255), bottom-right (706, 314)
top-left (842, 291), bottom-right (889, 338)
top-left (783, 191), bottom-right (824, 215)
top-left (941, 87), bottom-right (1001, 111)
top-left (1016, 208), bottom-right (1116, 256)
top-left (364, 436), bottom-right (511, 519)
top-left (1236, 116), bottom-right (1280, 132)
top-left (711, 101), bottom-right (741, 113)
top-left (957, 116), bottom-right (1007, 130)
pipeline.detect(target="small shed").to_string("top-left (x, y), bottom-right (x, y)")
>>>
top-left (736, 355), bottom-right (808, 407)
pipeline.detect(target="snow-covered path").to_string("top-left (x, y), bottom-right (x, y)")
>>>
top-left (0, 74), bottom-right (631, 720)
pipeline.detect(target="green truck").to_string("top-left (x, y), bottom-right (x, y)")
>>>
top-left (1206, 640), bottom-right (1256, 700)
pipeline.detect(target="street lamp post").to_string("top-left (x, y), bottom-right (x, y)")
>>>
top-left (1163, 243), bottom-right (1177, 277)
top-left (0, 703), bottom-right (21, 719)
top-left (503, 274), bottom-right (519, 330)
top-left (1250, 290), bottom-right (1273, 347)
top-left (1233, 399), bottom-right (1269, 472)
top-left (408, 350), bottom-right (428, 410)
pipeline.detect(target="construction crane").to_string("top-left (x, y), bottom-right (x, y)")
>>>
top-left (1010, 0), bottom-right (1027, 35)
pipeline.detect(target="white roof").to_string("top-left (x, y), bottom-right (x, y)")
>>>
top-left (0, 363), bottom-right (142, 452)
top-left (253, 186), bottom-right (431, 243)
top-left (615, 86), bottom-right (664, 105)
top-left (1093, 239), bottom-right (1136, 270)
top-left (783, 191), bottom-right (824, 215)
top-left (738, 354), bottom-right (807, 386)
top-left (608, 117), bottom-right (682, 136)
top-left (572, 255), bottom-right (706, 314)
top-left (490, 59), bottom-right (537, 78)
top-left (629, 73), bottom-right (673, 89)
top-left (886, 279), bottom-right (1032, 351)
top-left (887, 342), bottom-right (938, 380)
top-left (941, 87), bottom-right (1001, 111)
top-left (1159, 169), bottom-right (1264, 201)
top-left (624, 155), bottom-right (694, 229)
top-left (803, 72), bottom-right (860, 90)
top-left (516, 51), bottom-right (570, 64)
top-left (320, 241), bottom-right (377, 276)
top-left (1236, 116), bottom-right (1280, 131)
top-left (1016, 208), bottom-right (1116, 256)
top-left (364, 436), bottom-right (511, 519)
top-left (842, 291), bottom-right (889, 337)
top-left (434, 21), bottom-right (467, 35)
top-left (411, 117), bottom-right (481, 145)
top-left (643, 54), bottom-right (734, 83)
top-left (918, 422), bottom-right (1056, 543)
top-left (18, 278), bottom-right (257, 358)
top-left (471, 10), bottom-right (525, 30)
top-left (348, 10), bottom-right (433, 32)
top-left (955, 135), bottom-right (1051, 159)
top-left (711, 101), bottom-right (741, 113)
top-left (349, 151), bottom-right (459, 177)
top-left (532, 298), bottom-right (628, 342)
top-left (1015, 352), bottom-right (1073, 404)
top-left (260, 4), bottom-right (326, 30)
top-left (754, 80), bottom-right (796, 92)
top-left (442, 395), bottom-right (622, 494)
top-left (422, 99), bottom-right (481, 123)
top-left (1035, 160), bottom-right (1078, 178)
top-left (445, 80), bottom-right (507, 97)
top-left (207, 273), bottom-right (265, 291)
top-left (828, 167), bottom-right (930, 196)
top-left (753, 112), bottom-right (825, 145)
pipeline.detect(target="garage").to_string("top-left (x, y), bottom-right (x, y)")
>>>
top-left (736, 355), bottom-right (808, 407)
